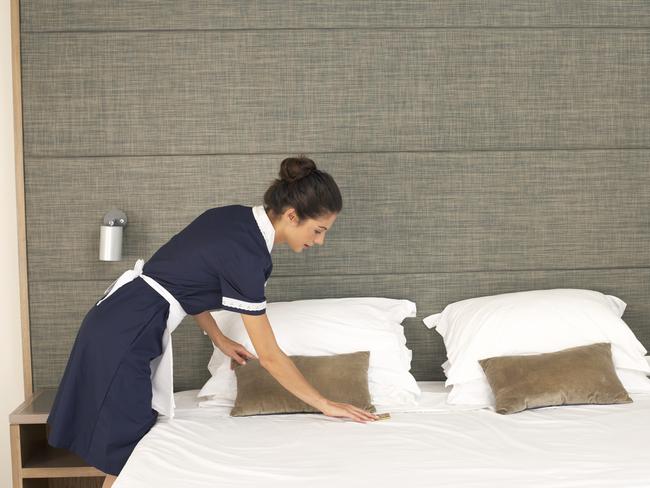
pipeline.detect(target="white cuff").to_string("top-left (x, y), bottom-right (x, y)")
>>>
top-left (222, 296), bottom-right (266, 311)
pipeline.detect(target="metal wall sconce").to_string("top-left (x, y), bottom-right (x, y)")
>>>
top-left (99, 208), bottom-right (128, 261)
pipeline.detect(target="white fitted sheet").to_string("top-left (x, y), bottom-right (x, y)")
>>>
top-left (113, 382), bottom-right (650, 488)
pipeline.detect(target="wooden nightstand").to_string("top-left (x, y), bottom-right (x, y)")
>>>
top-left (9, 388), bottom-right (105, 488)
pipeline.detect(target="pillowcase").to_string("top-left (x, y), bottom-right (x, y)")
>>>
top-left (230, 351), bottom-right (376, 416)
top-left (198, 297), bottom-right (421, 407)
top-left (423, 288), bottom-right (650, 388)
top-left (478, 342), bottom-right (633, 414)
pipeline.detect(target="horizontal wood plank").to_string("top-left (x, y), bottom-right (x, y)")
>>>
top-left (21, 30), bottom-right (650, 156)
top-left (30, 268), bottom-right (650, 390)
top-left (24, 150), bottom-right (650, 282)
top-left (21, 1), bottom-right (650, 31)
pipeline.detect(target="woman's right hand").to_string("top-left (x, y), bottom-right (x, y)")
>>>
top-left (320, 399), bottom-right (380, 423)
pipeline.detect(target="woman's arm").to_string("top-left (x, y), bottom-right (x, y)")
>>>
top-left (193, 310), bottom-right (256, 367)
top-left (193, 310), bottom-right (227, 345)
top-left (240, 313), bottom-right (328, 411)
top-left (240, 313), bottom-right (378, 423)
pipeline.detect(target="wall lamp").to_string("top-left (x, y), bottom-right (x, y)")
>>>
top-left (99, 208), bottom-right (128, 261)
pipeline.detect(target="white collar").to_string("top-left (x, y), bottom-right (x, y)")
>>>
top-left (252, 205), bottom-right (275, 254)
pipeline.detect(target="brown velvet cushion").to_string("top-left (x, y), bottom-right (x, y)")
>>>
top-left (230, 350), bottom-right (376, 417)
top-left (478, 342), bottom-right (632, 415)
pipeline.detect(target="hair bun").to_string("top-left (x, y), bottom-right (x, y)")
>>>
top-left (279, 155), bottom-right (317, 183)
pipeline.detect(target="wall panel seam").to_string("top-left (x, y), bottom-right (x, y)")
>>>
top-left (21, 27), bottom-right (650, 34)
top-left (27, 265), bottom-right (650, 283)
top-left (23, 147), bottom-right (650, 160)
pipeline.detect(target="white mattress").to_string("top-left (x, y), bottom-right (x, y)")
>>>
top-left (113, 382), bottom-right (650, 488)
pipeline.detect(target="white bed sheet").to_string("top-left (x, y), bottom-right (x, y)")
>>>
top-left (113, 382), bottom-right (650, 488)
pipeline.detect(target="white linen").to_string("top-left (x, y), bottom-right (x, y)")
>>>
top-left (113, 382), bottom-right (650, 488)
top-left (423, 288), bottom-right (650, 389)
top-left (96, 258), bottom-right (187, 418)
top-left (199, 297), bottom-right (421, 406)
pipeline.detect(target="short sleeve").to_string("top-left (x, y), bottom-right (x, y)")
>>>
top-left (219, 263), bottom-right (267, 316)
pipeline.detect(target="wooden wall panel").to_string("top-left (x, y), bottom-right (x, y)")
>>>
top-left (17, 1), bottom-right (650, 389)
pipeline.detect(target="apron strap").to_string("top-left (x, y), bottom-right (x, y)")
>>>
top-left (96, 258), bottom-right (145, 306)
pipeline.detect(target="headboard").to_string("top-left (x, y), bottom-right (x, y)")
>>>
top-left (17, 1), bottom-right (650, 392)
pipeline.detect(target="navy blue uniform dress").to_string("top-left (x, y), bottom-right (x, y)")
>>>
top-left (46, 204), bottom-right (274, 476)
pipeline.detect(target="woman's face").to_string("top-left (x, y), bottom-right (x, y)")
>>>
top-left (282, 208), bottom-right (337, 253)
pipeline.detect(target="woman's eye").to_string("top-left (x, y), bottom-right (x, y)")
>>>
top-left (315, 230), bottom-right (321, 235)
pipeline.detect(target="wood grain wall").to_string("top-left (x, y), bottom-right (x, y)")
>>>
top-left (17, 1), bottom-right (650, 391)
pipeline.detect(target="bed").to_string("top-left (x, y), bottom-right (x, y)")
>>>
top-left (113, 381), bottom-right (650, 488)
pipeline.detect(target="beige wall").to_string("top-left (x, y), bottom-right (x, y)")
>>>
top-left (1, 0), bottom-right (26, 486)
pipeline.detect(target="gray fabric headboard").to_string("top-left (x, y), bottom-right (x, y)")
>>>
top-left (20, 1), bottom-right (650, 391)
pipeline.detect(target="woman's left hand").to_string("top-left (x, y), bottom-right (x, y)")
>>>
top-left (214, 335), bottom-right (257, 369)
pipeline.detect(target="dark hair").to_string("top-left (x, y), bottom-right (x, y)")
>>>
top-left (263, 155), bottom-right (342, 221)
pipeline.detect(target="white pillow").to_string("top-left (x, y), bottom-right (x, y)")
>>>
top-left (613, 369), bottom-right (650, 394)
top-left (446, 379), bottom-right (495, 406)
top-left (423, 288), bottom-right (650, 389)
top-left (198, 297), bottom-right (421, 407)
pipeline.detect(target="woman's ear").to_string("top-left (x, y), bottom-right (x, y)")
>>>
top-left (283, 207), bottom-right (298, 224)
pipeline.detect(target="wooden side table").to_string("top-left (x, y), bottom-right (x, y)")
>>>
top-left (9, 388), bottom-right (105, 488)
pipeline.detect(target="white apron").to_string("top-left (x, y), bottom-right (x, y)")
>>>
top-left (96, 258), bottom-right (187, 419)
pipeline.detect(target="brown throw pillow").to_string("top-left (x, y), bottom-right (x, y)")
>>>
top-left (478, 342), bottom-right (632, 415)
top-left (230, 350), bottom-right (376, 417)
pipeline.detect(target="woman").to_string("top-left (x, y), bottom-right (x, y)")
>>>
top-left (46, 155), bottom-right (379, 488)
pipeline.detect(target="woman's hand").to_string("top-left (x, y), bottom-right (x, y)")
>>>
top-left (213, 335), bottom-right (257, 368)
top-left (319, 399), bottom-right (379, 423)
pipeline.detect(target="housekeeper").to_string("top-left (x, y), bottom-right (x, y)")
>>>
top-left (46, 155), bottom-right (379, 488)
